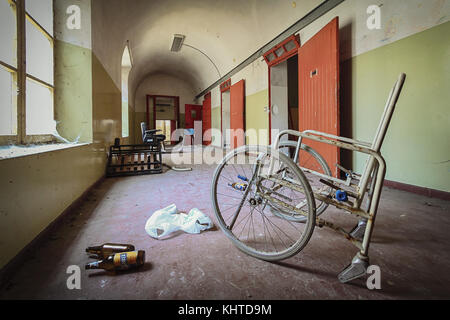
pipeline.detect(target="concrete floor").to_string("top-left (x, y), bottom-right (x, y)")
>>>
top-left (1, 158), bottom-right (450, 300)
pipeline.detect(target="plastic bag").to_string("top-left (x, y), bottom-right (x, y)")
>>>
top-left (144, 204), bottom-right (214, 239)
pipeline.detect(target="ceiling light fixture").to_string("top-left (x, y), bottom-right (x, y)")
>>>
top-left (170, 34), bottom-right (186, 52)
top-left (170, 34), bottom-right (222, 78)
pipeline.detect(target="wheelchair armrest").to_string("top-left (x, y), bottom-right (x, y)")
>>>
top-left (302, 130), bottom-right (372, 148)
top-left (273, 130), bottom-right (380, 159)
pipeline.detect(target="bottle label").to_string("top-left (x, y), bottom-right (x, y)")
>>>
top-left (113, 251), bottom-right (138, 270)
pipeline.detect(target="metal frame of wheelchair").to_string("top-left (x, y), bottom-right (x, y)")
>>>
top-left (212, 73), bottom-right (406, 283)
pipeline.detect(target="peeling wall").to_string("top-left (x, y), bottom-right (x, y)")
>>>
top-left (54, 40), bottom-right (93, 143)
top-left (204, 0), bottom-right (450, 192)
top-left (299, 0), bottom-right (450, 61)
top-left (343, 21), bottom-right (450, 192)
top-left (0, 0), bottom-right (126, 270)
top-left (0, 144), bottom-right (105, 270)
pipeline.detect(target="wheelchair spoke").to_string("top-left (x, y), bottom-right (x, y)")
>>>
top-left (212, 145), bottom-right (316, 261)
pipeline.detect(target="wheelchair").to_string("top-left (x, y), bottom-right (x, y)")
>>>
top-left (211, 73), bottom-right (406, 283)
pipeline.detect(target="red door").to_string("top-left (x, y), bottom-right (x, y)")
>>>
top-left (185, 104), bottom-right (202, 129)
top-left (298, 17), bottom-right (340, 177)
top-left (202, 93), bottom-right (212, 146)
top-left (230, 80), bottom-right (246, 149)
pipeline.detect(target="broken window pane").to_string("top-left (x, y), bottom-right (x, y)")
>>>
top-left (284, 40), bottom-right (296, 52)
top-left (25, 0), bottom-right (53, 36)
top-left (275, 47), bottom-right (285, 58)
top-left (267, 53), bottom-right (276, 62)
top-left (26, 18), bottom-right (53, 85)
top-left (26, 79), bottom-right (54, 135)
top-left (0, 0), bottom-right (17, 67)
top-left (0, 67), bottom-right (17, 135)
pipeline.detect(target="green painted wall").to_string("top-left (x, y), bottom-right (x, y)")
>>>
top-left (245, 89), bottom-right (269, 145)
top-left (341, 21), bottom-right (450, 192)
top-left (211, 106), bottom-right (221, 146)
top-left (210, 89), bottom-right (270, 147)
top-left (0, 144), bottom-right (106, 270)
top-left (54, 41), bottom-right (93, 143)
top-left (0, 48), bottom-right (124, 270)
top-left (92, 53), bottom-right (124, 146)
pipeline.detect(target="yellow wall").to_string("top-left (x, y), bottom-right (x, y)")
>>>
top-left (54, 41), bottom-right (93, 143)
top-left (0, 47), bottom-right (124, 270)
top-left (342, 21), bottom-right (450, 192)
top-left (0, 145), bottom-right (105, 269)
top-left (92, 53), bottom-right (124, 147)
top-left (211, 107), bottom-right (221, 147)
top-left (245, 90), bottom-right (269, 145)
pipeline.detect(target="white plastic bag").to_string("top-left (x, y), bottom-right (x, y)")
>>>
top-left (145, 204), bottom-right (214, 239)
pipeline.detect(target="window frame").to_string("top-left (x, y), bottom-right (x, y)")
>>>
top-left (121, 44), bottom-right (133, 139)
top-left (0, 0), bottom-right (55, 145)
top-left (263, 34), bottom-right (300, 68)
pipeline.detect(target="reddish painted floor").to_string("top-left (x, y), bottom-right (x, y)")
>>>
top-left (1, 159), bottom-right (449, 300)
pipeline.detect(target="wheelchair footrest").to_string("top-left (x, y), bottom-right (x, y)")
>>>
top-left (338, 253), bottom-right (369, 283)
top-left (349, 220), bottom-right (368, 241)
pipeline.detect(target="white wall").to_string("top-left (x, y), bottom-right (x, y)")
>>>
top-left (54, 0), bottom-right (92, 49)
top-left (299, 0), bottom-right (450, 61)
top-left (208, 0), bottom-right (450, 106)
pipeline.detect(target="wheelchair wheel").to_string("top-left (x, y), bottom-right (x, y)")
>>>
top-left (211, 145), bottom-right (316, 261)
top-left (275, 141), bottom-right (333, 222)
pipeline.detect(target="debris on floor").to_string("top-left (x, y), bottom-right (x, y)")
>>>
top-left (86, 243), bottom-right (136, 259)
top-left (145, 204), bottom-right (214, 239)
top-left (84, 243), bottom-right (145, 272)
top-left (85, 250), bottom-right (146, 272)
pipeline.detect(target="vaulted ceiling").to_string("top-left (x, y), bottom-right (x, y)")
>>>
top-left (91, 0), bottom-right (323, 97)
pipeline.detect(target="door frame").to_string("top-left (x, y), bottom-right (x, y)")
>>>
top-left (202, 92), bottom-right (212, 146)
top-left (264, 34), bottom-right (301, 144)
top-left (146, 94), bottom-right (180, 131)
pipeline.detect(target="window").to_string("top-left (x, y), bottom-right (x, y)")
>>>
top-left (263, 34), bottom-right (300, 67)
top-left (0, 0), bottom-right (18, 138)
top-left (121, 44), bottom-right (132, 138)
top-left (0, 0), bottom-right (54, 145)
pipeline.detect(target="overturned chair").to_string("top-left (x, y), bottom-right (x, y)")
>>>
top-left (211, 73), bottom-right (406, 283)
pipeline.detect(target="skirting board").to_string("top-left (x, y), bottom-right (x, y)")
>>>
top-left (385, 180), bottom-right (450, 201)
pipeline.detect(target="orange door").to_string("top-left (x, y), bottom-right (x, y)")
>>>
top-left (298, 17), bottom-right (340, 177)
top-left (202, 93), bottom-right (212, 146)
top-left (230, 80), bottom-right (246, 149)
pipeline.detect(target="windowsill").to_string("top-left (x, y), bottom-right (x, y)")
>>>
top-left (0, 143), bottom-right (90, 161)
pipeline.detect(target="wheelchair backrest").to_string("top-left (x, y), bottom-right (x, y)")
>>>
top-left (371, 73), bottom-right (407, 153)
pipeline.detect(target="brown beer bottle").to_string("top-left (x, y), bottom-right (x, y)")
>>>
top-left (86, 243), bottom-right (135, 259)
top-left (85, 250), bottom-right (145, 271)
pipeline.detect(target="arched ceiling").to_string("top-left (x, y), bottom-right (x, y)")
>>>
top-left (91, 0), bottom-right (323, 98)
